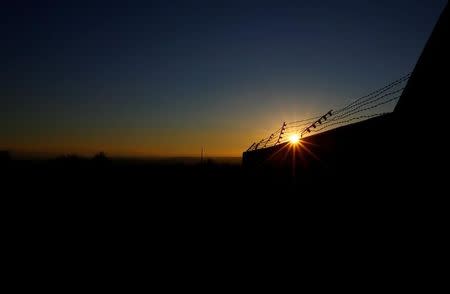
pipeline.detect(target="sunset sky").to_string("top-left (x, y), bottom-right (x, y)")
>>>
top-left (1, 0), bottom-right (446, 157)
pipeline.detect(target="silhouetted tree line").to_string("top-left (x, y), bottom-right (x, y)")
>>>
top-left (51, 152), bottom-right (110, 167)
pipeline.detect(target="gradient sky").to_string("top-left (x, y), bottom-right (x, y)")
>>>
top-left (1, 0), bottom-right (447, 157)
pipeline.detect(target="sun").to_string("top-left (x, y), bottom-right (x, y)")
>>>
top-left (289, 134), bottom-right (300, 144)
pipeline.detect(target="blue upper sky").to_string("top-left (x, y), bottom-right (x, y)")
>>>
top-left (0, 0), bottom-right (447, 156)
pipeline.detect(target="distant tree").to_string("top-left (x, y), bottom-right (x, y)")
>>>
top-left (92, 152), bottom-right (109, 163)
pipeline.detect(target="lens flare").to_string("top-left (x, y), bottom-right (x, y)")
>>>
top-left (289, 134), bottom-right (300, 144)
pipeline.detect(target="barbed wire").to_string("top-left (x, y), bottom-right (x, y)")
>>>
top-left (308, 112), bottom-right (390, 134)
top-left (327, 95), bottom-right (400, 124)
top-left (333, 73), bottom-right (410, 115)
top-left (333, 87), bottom-right (405, 118)
top-left (286, 122), bottom-right (316, 129)
top-left (302, 96), bottom-right (399, 137)
top-left (330, 89), bottom-right (403, 121)
top-left (286, 118), bottom-right (321, 128)
top-left (247, 73), bottom-right (409, 151)
top-left (288, 116), bottom-right (322, 125)
top-left (296, 89), bottom-right (403, 138)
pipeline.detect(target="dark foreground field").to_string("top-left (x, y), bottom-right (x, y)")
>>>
top-left (1, 152), bottom-right (441, 276)
top-left (1, 150), bottom-right (441, 225)
top-left (1, 155), bottom-right (294, 195)
top-left (1, 152), bottom-right (431, 197)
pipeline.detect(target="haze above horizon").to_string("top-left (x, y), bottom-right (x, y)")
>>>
top-left (1, 0), bottom-right (446, 156)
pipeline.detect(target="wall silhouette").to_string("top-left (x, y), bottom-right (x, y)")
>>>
top-left (243, 3), bottom-right (448, 184)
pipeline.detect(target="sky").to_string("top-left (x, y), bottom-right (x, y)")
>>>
top-left (0, 0), bottom-right (447, 157)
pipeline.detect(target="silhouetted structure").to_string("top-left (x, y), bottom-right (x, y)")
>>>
top-left (243, 3), bottom-right (448, 184)
top-left (394, 3), bottom-right (448, 120)
top-left (93, 152), bottom-right (108, 162)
